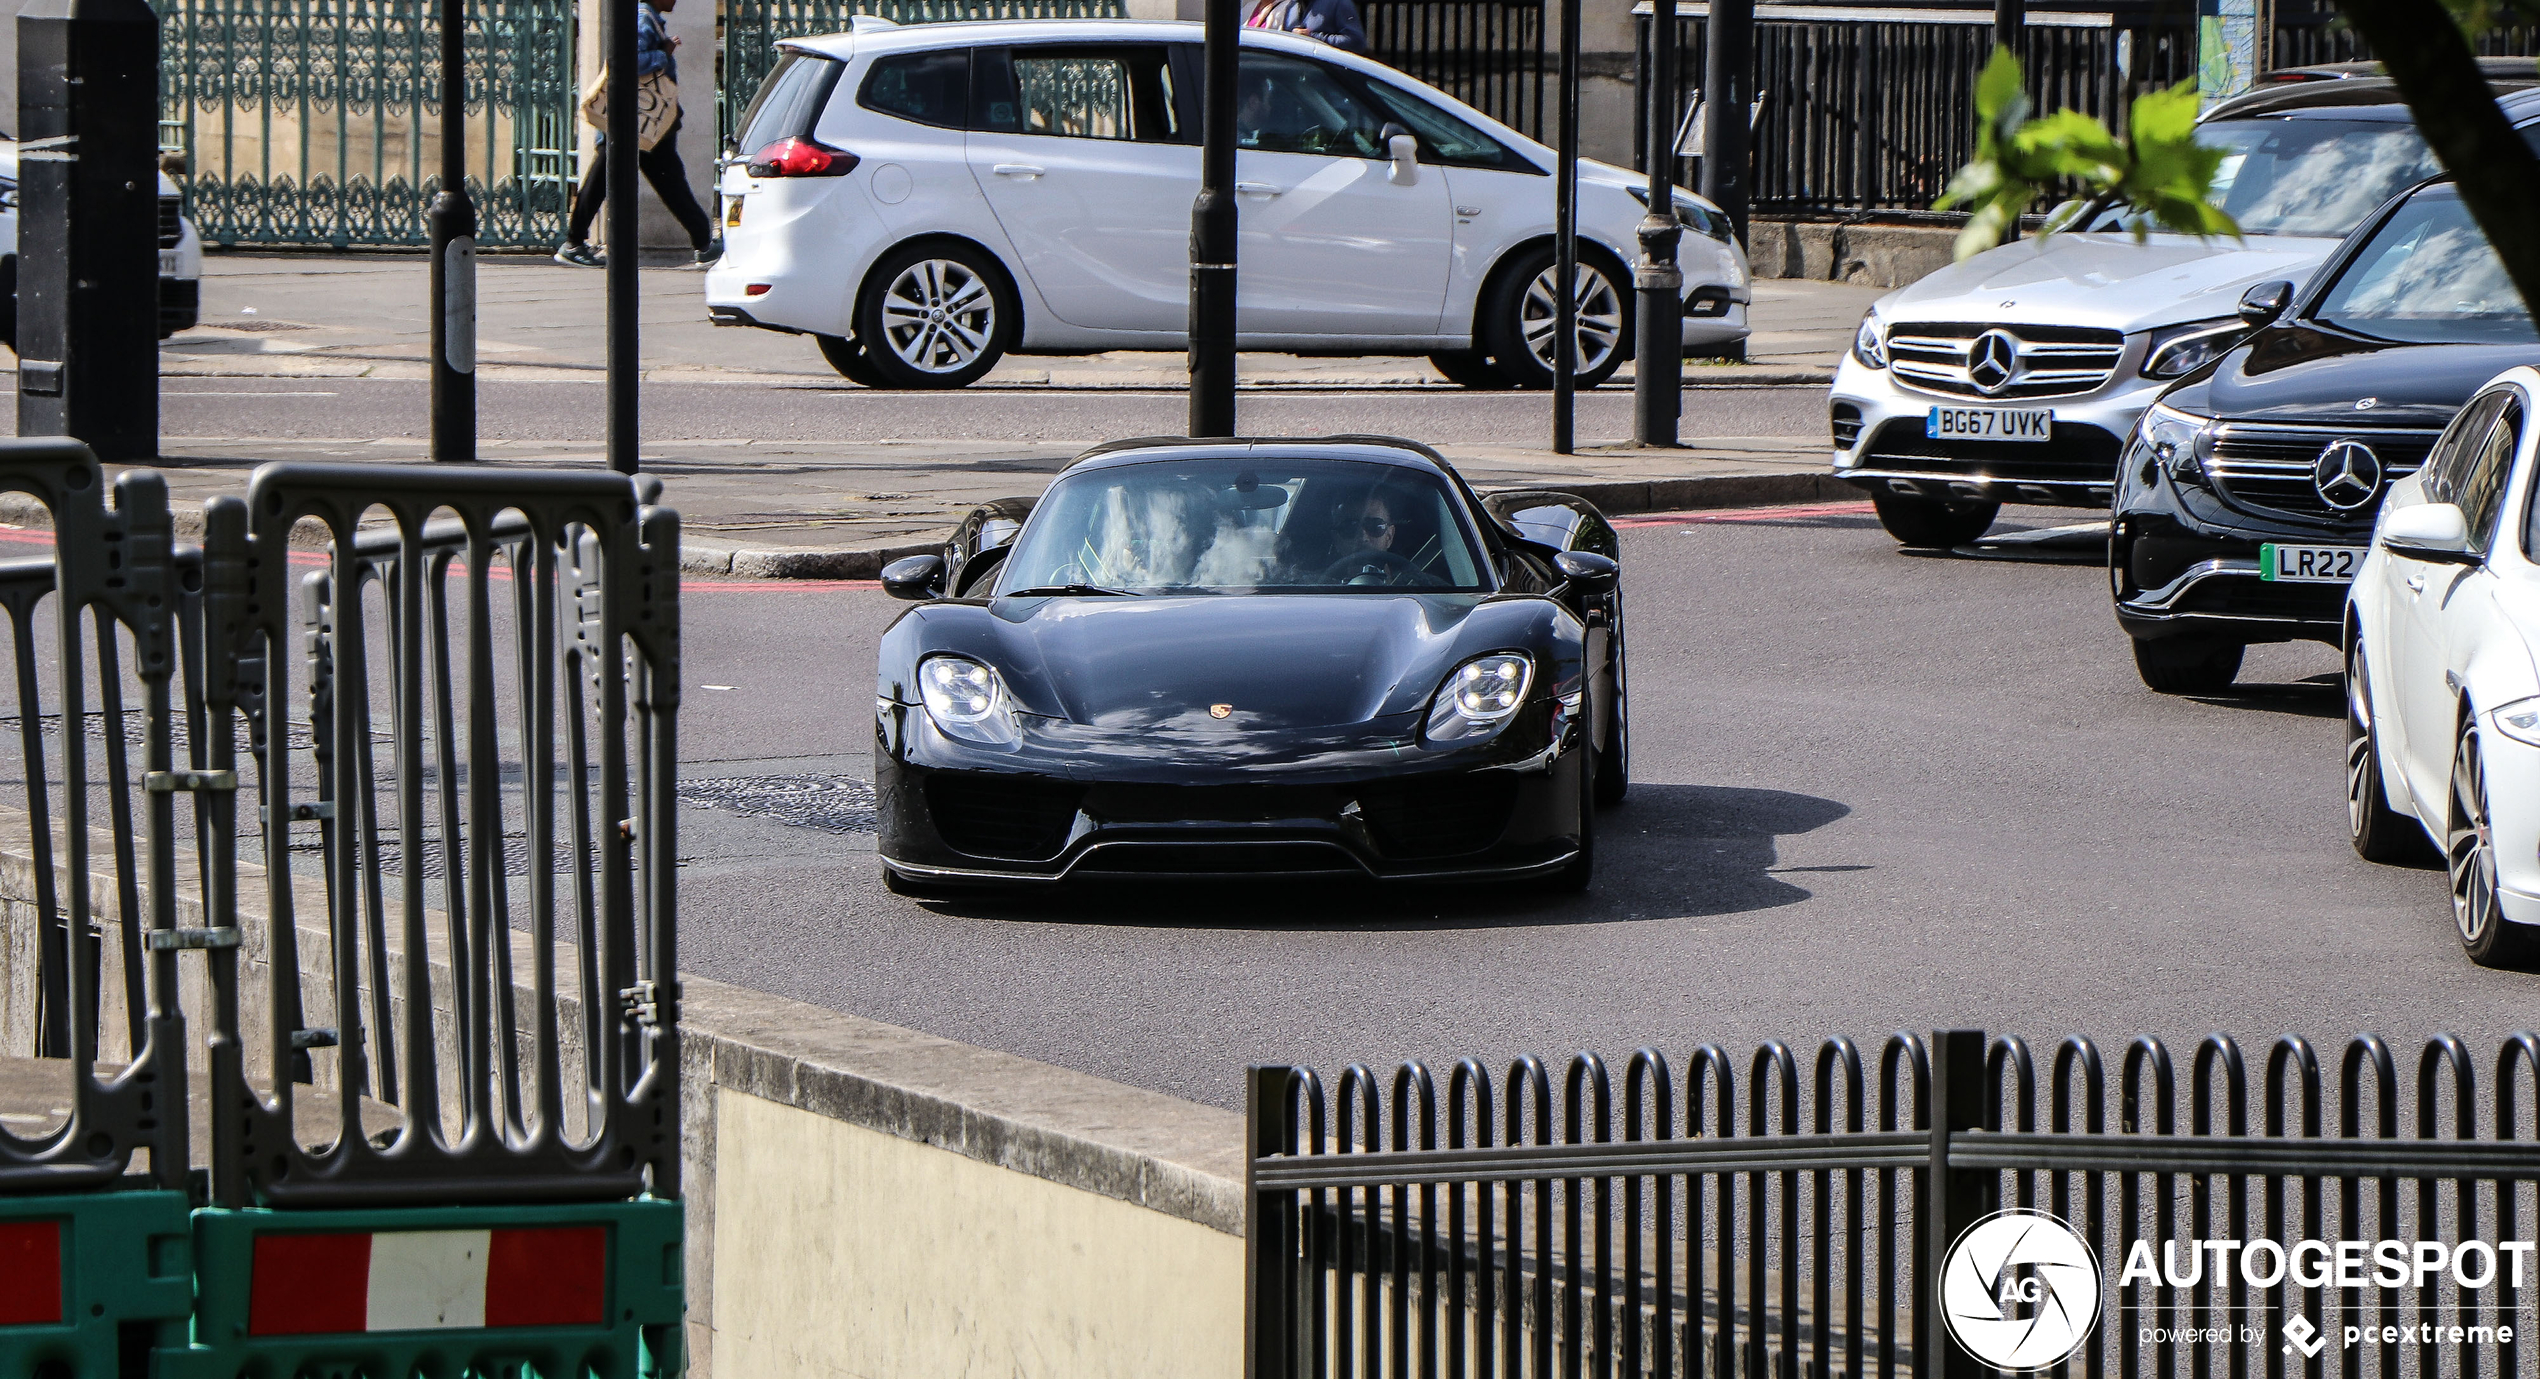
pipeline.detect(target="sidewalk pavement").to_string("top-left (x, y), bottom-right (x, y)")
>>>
top-left (121, 254), bottom-right (1881, 577)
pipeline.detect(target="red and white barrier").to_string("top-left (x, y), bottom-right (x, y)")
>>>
top-left (248, 1227), bottom-right (606, 1336)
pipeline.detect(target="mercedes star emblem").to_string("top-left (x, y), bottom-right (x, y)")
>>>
top-left (2313, 439), bottom-right (2384, 513)
top-left (1965, 330), bottom-right (2020, 396)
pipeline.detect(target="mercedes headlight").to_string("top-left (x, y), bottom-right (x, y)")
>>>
top-left (1852, 314), bottom-right (1888, 370)
top-left (2493, 696), bottom-right (2540, 749)
top-left (2142, 318), bottom-right (2246, 380)
top-left (918, 655), bottom-right (1020, 747)
top-left (2137, 402), bottom-right (2212, 486)
top-left (1425, 653), bottom-right (1533, 745)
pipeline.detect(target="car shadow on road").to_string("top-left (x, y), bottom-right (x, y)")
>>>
top-left (907, 783), bottom-right (1853, 930)
top-left (2185, 671), bottom-right (2342, 720)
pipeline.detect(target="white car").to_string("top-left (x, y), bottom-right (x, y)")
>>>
top-left (2347, 367), bottom-right (2540, 968)
top-left (1830, 77), bottom-right (2540, 549)
top-left (705, 18), bottom-right (1749, 389)
top-left (0, 140), bottom-right (205, 351)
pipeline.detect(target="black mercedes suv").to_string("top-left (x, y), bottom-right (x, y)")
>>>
top-left (2109, 177), bottom-right (2537, 693)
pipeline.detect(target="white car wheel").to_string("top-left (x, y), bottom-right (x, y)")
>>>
top-left (855, 244), bottom-right (1012, 389)
top-left (1482, 246), bottom-right (1628, 390)
top-left (1519, 263), bottom-right (1622, 376)
top-left (2450, 716), bottom-right (2535, 968)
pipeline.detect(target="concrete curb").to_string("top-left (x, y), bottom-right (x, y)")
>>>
top-left (672, 468), bottom-right (1854, 580)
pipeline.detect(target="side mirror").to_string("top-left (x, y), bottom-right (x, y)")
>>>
top-left (1552, 549), bottom-right (1618, 592)
top-left (2238, 280), bottom-right (2295, 327)
top-left (2382, 502), bottom-right (2481, 565)
top-left (1380, 122), bottom-right (1418, 186)
top-left (881, 553), bottom-right (947, 600)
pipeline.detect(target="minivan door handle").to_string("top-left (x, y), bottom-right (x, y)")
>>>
top-left (2404, 572), bottom-right (2427, 594)
top-left (992, 163), bottom-right (1045, 179)
top-left (1235, 181), bottom-right (1283, 198)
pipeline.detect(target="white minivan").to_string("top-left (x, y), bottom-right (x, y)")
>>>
top-left (704, 18), bottom-right (1749, 388)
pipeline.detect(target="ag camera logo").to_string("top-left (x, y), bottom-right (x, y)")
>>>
top-left (1942, 1209), bottom-right (2101, 1371)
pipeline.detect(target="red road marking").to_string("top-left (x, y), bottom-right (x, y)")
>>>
top-left (1614, 500), bottom-right (1875, 527)
top-left (681, 578), bottom-right (880, 593)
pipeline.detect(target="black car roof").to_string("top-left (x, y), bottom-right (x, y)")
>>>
top-left (1064, 434), bottom-right (1463, 479)
top-left (2205, 73), bottom-right (2540, 123)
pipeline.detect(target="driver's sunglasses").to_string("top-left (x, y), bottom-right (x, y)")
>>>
top-left (1358, 518), bottom-right (1396, 536)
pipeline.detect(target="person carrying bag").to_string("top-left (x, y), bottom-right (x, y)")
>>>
top-left (556, 0), bottom-right (720, 267)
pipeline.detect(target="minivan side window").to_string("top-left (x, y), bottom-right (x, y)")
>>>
top-left (2457, 398), bottom-right (2524, 554)
top-left (735, 51), bottom-right (847, 154)
top-left (860, 50), bottom-right (969, 129)
top-left (976, 46), bottom-right (1183, 143)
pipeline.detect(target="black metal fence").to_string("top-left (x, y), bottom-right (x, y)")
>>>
top-left (1365, 0), bottom-right (1550, 142)
top-left (1631, 6), bottom-right (2540, 220)
top-left (1246, 1028), bottom-right (2540, 1378)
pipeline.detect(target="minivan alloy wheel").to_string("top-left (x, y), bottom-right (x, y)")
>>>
top-left (878, 258), bottom-right (996, 375)
top-left (1520, 262), bottom-right (1622, 375)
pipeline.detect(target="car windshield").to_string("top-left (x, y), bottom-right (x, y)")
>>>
top-left (2081, 118), bottom-right (2438, 238)
top-left (997, 457), bottom-right (1491, 594)
top-left (2312, 188), bottom-right (2537, 344)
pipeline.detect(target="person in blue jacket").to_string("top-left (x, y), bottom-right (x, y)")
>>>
top-left (1245, 0), bottom-right (1366, 54)
top-left (555, 0), bottom-right (720, 268)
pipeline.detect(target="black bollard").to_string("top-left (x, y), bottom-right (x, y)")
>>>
top-left (605, 0), bottom-right (639, 474)
top-left (1632, 0), bottom-right (1683, 448)
top-left (1187, 0), bottom-right (1239, 438)
top-left (427, 0), bottom-right (476, 462)
top-left (1551, 0), bottom-right (1579, 455)
top-left (1698, 0), bottom-right (1752, 249)
top-left (17, 0), bottom-right (160, 461)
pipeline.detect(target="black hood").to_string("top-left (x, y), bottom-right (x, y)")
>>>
top-left (2176, 321), bottom-right (2539, 426)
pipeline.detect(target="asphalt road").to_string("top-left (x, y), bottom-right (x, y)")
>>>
top-left (669, 505), bottom-right (2502, 1114)
top-left (145, 377), bottom-right (1828, 445)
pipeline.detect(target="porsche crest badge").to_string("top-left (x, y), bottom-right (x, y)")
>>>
top-left (1209, 703), bottom-right (1234, 719)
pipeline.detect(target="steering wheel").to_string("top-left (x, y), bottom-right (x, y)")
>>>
top-left (1320, 549), bottom-right (1423, 586)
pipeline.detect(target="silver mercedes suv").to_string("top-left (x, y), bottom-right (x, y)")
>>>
top-left (1829, 77), bottom-right (2540, 549)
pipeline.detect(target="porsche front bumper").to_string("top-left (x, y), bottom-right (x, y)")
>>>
top-left (873, 703), bottom-right (1588, 884)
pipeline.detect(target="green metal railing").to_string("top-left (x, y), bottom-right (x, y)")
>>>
top-left (155, 0), bottom-right (579, 248)
top-left (717, 0), bottom-right (1127, 156)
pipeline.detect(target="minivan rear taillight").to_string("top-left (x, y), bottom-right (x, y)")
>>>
top-left (746, 137), bottom-right (857, 178)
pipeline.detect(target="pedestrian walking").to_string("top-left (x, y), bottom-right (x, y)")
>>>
top-left (1244, 0), bottom-right (1366, 54)
top-left (554, 0), bottom-right (721, 268)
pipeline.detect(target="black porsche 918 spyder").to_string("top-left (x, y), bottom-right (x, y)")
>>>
top-left (872, 435), bottom-right (1626, 893)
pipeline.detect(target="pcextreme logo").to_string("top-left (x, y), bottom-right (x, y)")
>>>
top-left (1941, 1209), bottom-right (2102, 1372)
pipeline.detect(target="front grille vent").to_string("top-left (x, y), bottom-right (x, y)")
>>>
top-left (1887, 322), bottom-right (2126, 401)
top-left (925, 774), bottom-right (1084, 861)
top-left (1357, 776), bottom-right (1519, 860)
top-left (157, 196), bottom-right (181, 249)
top-left (2203, 425), bottom-right (2440, 523)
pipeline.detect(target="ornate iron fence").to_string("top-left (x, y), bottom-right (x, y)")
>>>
top-left (1247, 1028), bottom-right (2540, 1378)
top-left (717, 0), bottom-right (1126, 156)
top-left (156, 0), bottom-right (580, 248)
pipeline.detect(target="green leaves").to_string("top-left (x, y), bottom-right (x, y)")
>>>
top-left (1936, 47), bottom-right (2241, 261)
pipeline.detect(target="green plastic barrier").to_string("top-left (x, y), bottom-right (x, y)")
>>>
top-left (0, 1188), bottom-right (194, 1378)
top-left (167, 1197), bottom-right (683, 1379)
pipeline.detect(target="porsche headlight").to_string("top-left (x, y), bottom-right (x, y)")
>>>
top-left (918, 655), bottom-right (1020, 747)
top-left (1852, 314), bottom-right (1888, 370)
top-left (2142, 318), bottom-right (2246, 380)
top-left (2492, 696), bottom-right (2540, 749)
top-left (1425, 653), bottom-right (1533, 744)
